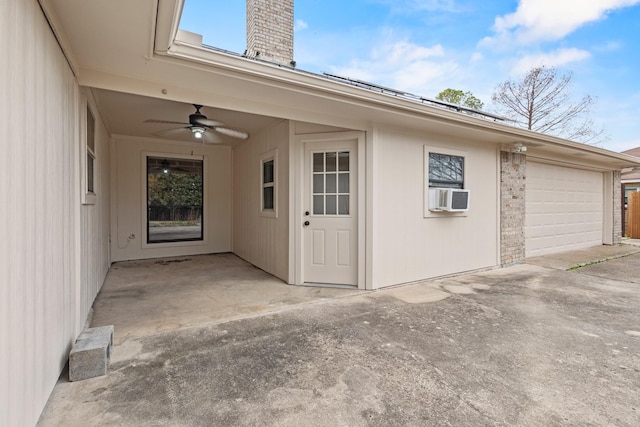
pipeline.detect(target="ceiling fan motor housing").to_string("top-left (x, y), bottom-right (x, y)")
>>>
top-left (189, 105), bottom-right (208, 127)
top-left (189, 112), bottom-right (208, 127)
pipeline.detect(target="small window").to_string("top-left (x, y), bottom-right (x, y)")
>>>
top-left (86, 107), bottom-right (96, 193)
top-left (260, 152), bottom-right (278, 217)
top-left (429, 153), bottom-right (464, 189)
top-left (263, 159), bottom-right (274, 210)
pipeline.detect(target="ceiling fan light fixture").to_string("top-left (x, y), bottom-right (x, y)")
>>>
top-left (191, 126), bottom-right (206, 139)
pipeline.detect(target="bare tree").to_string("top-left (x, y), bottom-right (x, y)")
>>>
top-left (491, 66), bottom-right (606, 144)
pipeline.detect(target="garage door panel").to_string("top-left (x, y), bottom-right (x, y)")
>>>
top-left (525, 162), bottom-right (603, 257)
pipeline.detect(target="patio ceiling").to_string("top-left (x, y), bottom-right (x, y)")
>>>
top-left (93, 88), bottom-right (282, 145)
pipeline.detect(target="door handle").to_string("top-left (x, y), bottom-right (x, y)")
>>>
top-left (305, 211), bottom-right (310, 216)
top-left (303, 221), bottom-right (310, 226)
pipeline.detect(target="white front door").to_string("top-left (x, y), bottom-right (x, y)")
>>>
top-left (303, 139), bottom-right (358, 286)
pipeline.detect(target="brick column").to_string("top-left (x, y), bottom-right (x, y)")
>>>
top-left (246, 0), bottom-right (294, 66)
top-left (613, 170), bottom-right (622, 243)
top-left (500, 151), bottom-right (526, 265)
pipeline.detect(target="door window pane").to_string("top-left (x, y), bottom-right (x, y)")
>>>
top-left (313, 195), bottom-right (324, 215)
top-left (338, 173), bottom-right (349, 193)
top-left (326, 173), bottom-right (337, 193)
top-left (326, 195), bottom-right (337, 215)
top-left (338, 195), bottom-right (349, 215)
top-left (338, 152), bottom-right (349, 171)
top-left (313, 174), bottom-right (324, 193)
top-left (326, 152), bottom-right (337, 172)
top-left (313, 153), bottom-right (324, 172)
top-left (147, 157), bottom-right (203, 243)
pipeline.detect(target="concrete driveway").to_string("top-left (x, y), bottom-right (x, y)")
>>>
top-left (39, 246), bottom-right (640, 426)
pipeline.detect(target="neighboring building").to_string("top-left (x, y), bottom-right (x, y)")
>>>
top-left (621, 147), bottom-right (640, 235)
top-left (3, 0), bottom-right (640, 425)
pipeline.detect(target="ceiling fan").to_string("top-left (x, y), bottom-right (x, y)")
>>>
top-left (144, 104), bottom-right (249, 142)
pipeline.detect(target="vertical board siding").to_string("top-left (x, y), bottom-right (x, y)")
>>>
top-left (0, 1), bottom-right (111, 425)
top-left (371, 129), bottom-right (499, 288)
top-left (233, 121), bottom-right (290, 281)
top-left (110, 136), bottom-right (230, 262)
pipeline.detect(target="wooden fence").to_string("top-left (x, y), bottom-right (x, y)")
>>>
top-left (628, 191), bottom-right (640, 238)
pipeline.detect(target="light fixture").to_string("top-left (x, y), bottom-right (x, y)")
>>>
top-left (512, 142), bottom-right (527, 153)
top-left (191, 126), bottom-right (206, 139)
top-left (161, 159), bottom-right (170, 174)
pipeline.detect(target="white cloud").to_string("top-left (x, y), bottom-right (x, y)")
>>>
top-left (593, 41), bottom-right (623, 52)
top-left (329, 38), bottom-right (460, 96)
top-left (512, 48), bottom-right (592, 74)
top-left (470, 52), bottom-right (484, 63)
top-left (490, 0), bottom-right (640, 44)
top-left (294, 19), bottom-right (308, 32)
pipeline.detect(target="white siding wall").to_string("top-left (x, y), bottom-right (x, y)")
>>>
top-left (233, 121), bottom-right (290, 281)
top-left (0, 1), bottom-right (111, 425)
top-left (83, 95), bottom-right (112, 317)
top-left (110, 136), bottom-right (232, 262)
top-left (371, 128), bottom-right (499, 288)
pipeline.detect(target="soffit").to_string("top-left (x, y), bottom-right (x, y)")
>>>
top-left (93, 88), bottom-right (282, 145)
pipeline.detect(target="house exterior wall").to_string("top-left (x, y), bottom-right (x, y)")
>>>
top-left (370, 127), bottom-right (500, 288)
top-left (500, 151), bottom-right (526, 265)
top-left (232, 120), bottom-right (290, 281)
top-left (82, 92), bottom-right (112, 321)
top-left (110, 136), bottom-right (232, 262)
top-left (0, 1), bottom-right (110, 425)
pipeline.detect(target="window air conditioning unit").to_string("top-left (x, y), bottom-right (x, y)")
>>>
top-left (428, 188), bottom-right (470, 212)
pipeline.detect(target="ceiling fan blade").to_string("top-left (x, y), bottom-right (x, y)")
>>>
top-left (214, 127), bottom-right (249, 140)
top-left (155, 127), bottom-right (189, 137)
top-left (145, 119), bottom-right (190, 125)
top-left (193, 117), bottom-right (225, 128)
top-left (203, 132), bottom-right (224, 144)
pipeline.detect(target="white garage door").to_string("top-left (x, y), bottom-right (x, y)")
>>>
top-left (525, 162), bottom-right (603, 257)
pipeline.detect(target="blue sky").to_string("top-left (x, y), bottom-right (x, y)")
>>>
top-left (180, 0), bottom-right (640, 152)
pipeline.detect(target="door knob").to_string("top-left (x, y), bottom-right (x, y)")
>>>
top-left (303, 221), bottom-right (310, 226)
top-left (305, 211), bottom-right (310, 216)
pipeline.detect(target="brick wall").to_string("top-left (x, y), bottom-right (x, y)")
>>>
top-left (500, 151), bottom-right (526, 265)
top-left (613, 170), bottom-right (622, 243)
top-left (246, 0), bottom-right (294, 65)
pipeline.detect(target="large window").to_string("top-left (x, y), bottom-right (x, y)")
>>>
top-left (147, 157), bottom-right (203, 243)
top-left (428, 152), bottom-right (464, 189)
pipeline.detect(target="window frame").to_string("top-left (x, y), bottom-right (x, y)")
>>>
top-left (423, 146), bottom-right (468, 218)
top-left (81, 95), bottom-right (97, 205)
top-left (260, 150), bottom-right (278, 218)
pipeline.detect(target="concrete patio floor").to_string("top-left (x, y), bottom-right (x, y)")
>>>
top-left (38, 245), bottom-right (640, 426)
top-left (89, 253), bottom-right (361, 344)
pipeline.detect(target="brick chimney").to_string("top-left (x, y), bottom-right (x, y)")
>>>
top-left (246, 0), bottom-right (294, 66)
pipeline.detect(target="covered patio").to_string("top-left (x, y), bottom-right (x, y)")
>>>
top-left (91, 253), bottom-right (360, 345)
